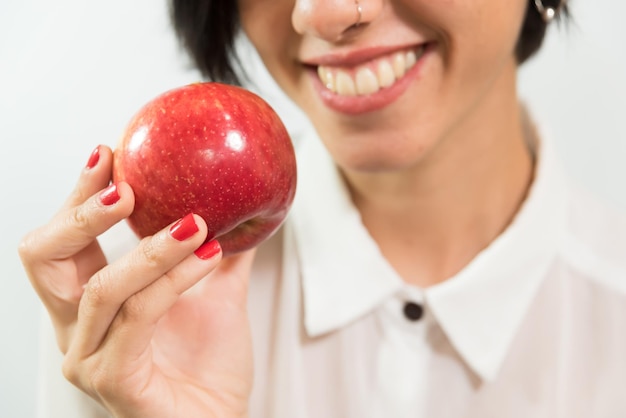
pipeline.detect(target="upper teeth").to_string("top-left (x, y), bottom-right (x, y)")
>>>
top-left (317, 47), bottom-right (424, 97)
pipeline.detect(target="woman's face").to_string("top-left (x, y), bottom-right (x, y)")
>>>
top-left (238, 0), bottom-right (529, 172)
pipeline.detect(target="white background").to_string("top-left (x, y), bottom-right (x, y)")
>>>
top-left (1, 1), bottom-right (625, 417)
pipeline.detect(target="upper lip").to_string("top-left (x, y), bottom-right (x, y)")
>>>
top-left (301, 42), bottom-right (428, 67)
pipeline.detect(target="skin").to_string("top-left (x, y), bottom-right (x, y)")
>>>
top-left (20, 147), bottom-right (255, 417)
top-left (20, 0), bottom-right (536, 416)
top-left (240, 0), bottom-right (534, 286)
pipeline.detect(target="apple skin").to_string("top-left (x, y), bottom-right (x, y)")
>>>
top-left (112, 82), bottom-right (297, 256)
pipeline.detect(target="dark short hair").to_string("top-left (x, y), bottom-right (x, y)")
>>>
top-left (170, 0), bottom-right (568, 85)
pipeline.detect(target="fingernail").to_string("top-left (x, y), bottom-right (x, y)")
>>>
top-left (194, 239), bottom-right (221, 260)
top-left (86, 146), bottom-right (100, 169)
top-left (99, 183), bottom-right (120, 206)
top-left (170, 213), bottom-right (199, 241)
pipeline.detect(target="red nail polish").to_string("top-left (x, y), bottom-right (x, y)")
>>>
top-left (194, 239), bottom-right (222, 260)
top-left (99, 183), bottom-right (120, 206)
top-left (170, 213), bottom-right (199, 241)
top-left (86, 146), bottom-right (100, 169)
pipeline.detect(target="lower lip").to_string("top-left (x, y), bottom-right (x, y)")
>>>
top-left (309, 43), bottom-right (433, 115)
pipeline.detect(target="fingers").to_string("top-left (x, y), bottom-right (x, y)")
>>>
top-left (69, 214), bottom-right (213, 357)
top-left (18, 146), bottom-right (135, 337)
top-left (97, 240), bottom-right (224, 363)
top-left (21, 182), bottom-right (135, 303)
top-left (63, 145), bottom-right (114, 210)
top-left (48, 182), bottom-right (134, 260)
top-left (64, 242), bottom-right (255, 404)
top-left (19, 145), bottom-right (132, 265)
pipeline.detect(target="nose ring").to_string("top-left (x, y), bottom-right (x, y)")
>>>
top-left (354, 0), bottom-right (363, 27)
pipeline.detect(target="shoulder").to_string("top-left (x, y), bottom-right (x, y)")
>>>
top-left (549, 184), bottom-right (626, 368)
top-left (559, 180), bottom-right (626, 295)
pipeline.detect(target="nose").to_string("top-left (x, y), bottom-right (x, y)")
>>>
top-left (292, 0), bottom-right (382, 42)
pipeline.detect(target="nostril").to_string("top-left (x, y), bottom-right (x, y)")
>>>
top-left (291, 0), bottom-right (373, 41)
top-left (343, 21), bottom-right (368, 36)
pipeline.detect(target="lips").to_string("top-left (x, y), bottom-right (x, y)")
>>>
top-left (316, 45), bottom-right (425, 97)
top-left (306, 43), bottom-right (431, 114)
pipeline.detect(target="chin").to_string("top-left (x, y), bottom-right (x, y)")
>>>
top-left (343, 156), bottom-right (417, 173)
top-left (334, 140), bottom-right (430, 174)
top-left (316, 125), bottom-right (434, 174)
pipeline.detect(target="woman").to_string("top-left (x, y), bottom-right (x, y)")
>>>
top-left (19, 0), bottom-right (626, 417)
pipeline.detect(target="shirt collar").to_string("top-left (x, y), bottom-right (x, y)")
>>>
top-left (425, 134), bottom-right (569, 381)
top-left (290, 128), bottom-right (569, 381)
top-left (290, 133), bottom-right (403, 337)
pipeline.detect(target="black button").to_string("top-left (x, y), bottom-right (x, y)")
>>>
top-left (403, 301), bottom-right (424, 321)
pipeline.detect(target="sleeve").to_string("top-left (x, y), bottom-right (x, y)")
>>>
top-left (36, 310), bottom-right (110, 418)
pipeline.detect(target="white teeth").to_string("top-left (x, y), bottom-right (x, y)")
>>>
top-left (317, 46), bottom-right (424, 97)
top-left (377, 60), bottom-right (396, 88)
top-left (405, 50), bottom-right (416, 70)
top-left (392, 52), bottom-right (406, 79)
top-left (335, 71), bottom-right (357, 96)
top-left (317, 66), bottom-right (335, 92)
top-left (355, 67), bottom-right (379, 95)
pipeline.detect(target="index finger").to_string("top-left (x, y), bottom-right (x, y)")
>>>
top-left (62, 145), bottom-right (115, 211)
top-left (21, 181), bottom-right (135, 264)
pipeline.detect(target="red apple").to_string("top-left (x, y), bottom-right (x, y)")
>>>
top-left (112, 82), bottom-right (297, 256)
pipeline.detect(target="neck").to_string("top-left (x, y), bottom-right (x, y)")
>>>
top-left (341, 65), bottom-right (535, 287)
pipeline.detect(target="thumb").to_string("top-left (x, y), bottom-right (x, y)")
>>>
top-left (197, 247), bottom-right (257, 306)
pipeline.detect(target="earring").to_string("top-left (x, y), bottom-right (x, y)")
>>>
top-left (534, 0), bottom-right (562, 23)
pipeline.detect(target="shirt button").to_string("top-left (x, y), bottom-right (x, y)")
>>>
top-left (403, 301), bottom-right (424, 321)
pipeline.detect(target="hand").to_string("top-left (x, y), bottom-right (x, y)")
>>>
top-left (19, 145), bottom-right (254, 418)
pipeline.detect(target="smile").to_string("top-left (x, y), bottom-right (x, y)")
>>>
top-left (316, 45), bottom-right (426, 97)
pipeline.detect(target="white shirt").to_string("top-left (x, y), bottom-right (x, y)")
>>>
top-left (38, 129), bottom-right (626, 418)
